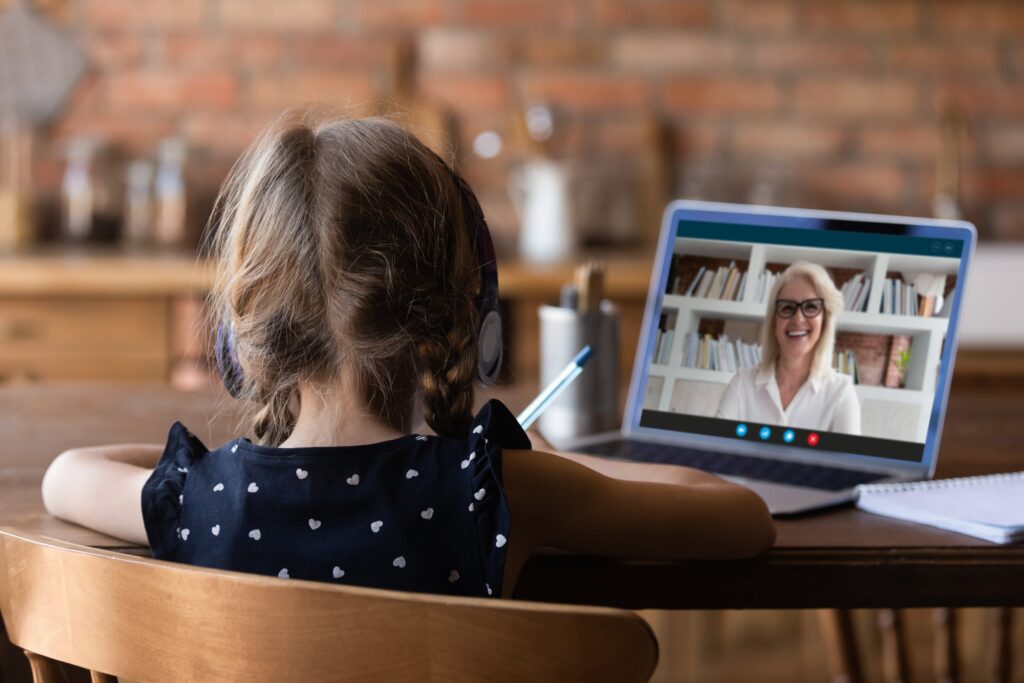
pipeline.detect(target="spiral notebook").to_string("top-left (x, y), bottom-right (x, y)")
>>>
top-left (855, 472), bottom-right (1024, 544)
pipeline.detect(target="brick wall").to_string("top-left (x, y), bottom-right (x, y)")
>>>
top-left (20, 0), bottom-right (1024, 247)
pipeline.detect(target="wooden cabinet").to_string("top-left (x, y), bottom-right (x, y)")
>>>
top-left (0, 251), bottom-right (214, 385)
top-left (0, 297), bottom-right (170, 382)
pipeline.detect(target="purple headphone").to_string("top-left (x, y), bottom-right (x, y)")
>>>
top-left (215, 161), bottom-right (503, 399)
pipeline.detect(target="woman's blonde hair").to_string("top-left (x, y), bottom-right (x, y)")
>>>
top-left (758, 261), bottom-right (844, 380)
top-left (204, 114), bottom-right (482, 446)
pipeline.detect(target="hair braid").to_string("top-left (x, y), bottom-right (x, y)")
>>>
top-left (253, 384), bottom-right (298, 446)
top-left (418, 299), bottom-right (478, 437)
top-left (414, 157), bottom-right (483, 438)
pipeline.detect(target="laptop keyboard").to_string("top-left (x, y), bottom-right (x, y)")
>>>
top-left (576, 439), bottom-right (887, 491)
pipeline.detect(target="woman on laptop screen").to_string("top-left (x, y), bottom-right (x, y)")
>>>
top-left (715, 262), bottom-right (862, 435)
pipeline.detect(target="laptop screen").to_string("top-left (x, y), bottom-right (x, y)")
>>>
top-left (632, 202), bottom-right (975, 467)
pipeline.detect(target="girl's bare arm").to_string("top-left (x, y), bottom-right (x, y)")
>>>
top-left (41, 445), bottom-right (163, 545)
top-left (502, 448), bottom-right (775, 562)
top-left (548, 448), bottom-right (732, 487)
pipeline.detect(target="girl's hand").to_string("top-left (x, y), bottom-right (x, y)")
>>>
top-left (41, 445), bottom-right (163, 545)
top-left (502, 447), bottom-right (776, 563)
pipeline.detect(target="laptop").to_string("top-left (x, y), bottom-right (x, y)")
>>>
top-left (560, 200), bottom-right (976, 515)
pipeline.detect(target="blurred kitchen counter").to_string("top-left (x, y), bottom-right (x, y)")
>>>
top-left (0, 248), bottom-right (654, 384)
top-left (0, 248), bottom-right (214, 296)
top-left (0, 247), bottom-right (652, 299)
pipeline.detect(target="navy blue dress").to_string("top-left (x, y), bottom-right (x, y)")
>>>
top-left (141, 400), bottom-right (530, 598)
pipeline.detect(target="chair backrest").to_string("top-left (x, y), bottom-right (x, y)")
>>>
top-left (0, 528), bottom-right (657, 682)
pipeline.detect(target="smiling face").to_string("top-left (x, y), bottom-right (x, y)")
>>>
top-left (773, 276), bottom-right (824, 364)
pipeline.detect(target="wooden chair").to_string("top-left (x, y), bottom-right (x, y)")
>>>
top-left (0, 528), bottom-right (657, 682)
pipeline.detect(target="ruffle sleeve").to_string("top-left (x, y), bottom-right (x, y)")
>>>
top-left (141, 422), bottom-right (209, 560)
top-left (466, 400), bottom-right (531, 597)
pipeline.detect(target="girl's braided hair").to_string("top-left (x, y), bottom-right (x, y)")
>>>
top-left (204, 114), bottom-right (482, 446)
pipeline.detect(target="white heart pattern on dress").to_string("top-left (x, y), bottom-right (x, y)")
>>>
top-left (448, 570), bottom-right (460, 583)
top-left (332, 566), bottom-right (344, 579)
top-left (295, 468), bottom-right (308, 480)
top-left (178, 494), bottom-right (183, 505)
top-left (473, 425), bottom-right (483, 434)
top-left (278, 568), bottom-right (289, 579)
top-left (346, 474), bottom-right (360, 486)
top-left (213, 483), bottom-right (224, 492)
top-left (495, 534), bottom-right (507, 548)
top-left (247, 482), bottom-right (259, 493)
top-left (474, 488), bottom-right (486, 501)
top-left (211, 525), bottom-right (220, 536)
top-left (415, 435), bottom-right (428, 441)
top-left (420, 507), bottom-right (434, 520)
top-left (308, 519), bottom-right (321, 530)
top-left (371, 520), bottom-right (383, 533)
top-left (405, 469), bottom-right (419, 479)
top-left (231, 444), bottom-right (238, 453)
top-left (468, 502), bottom-right (474, 512)
top-left (460, 459), bottom-right (470, 469)
top-left (486, 584), bottom-right (493, 596)
top-left (180, 528), bottom-right (190, 540)
top-left (248, 529), bottom-right (261, 541)
top-left (393, 556), bottom-right (406, 568)
top-left (177, 466), bottom-right (188, 473)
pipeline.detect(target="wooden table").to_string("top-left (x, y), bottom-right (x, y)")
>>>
top-left (0, 380), bottom-right (1022, 611)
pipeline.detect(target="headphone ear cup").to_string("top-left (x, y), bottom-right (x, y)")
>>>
top-left (476, 308), bottom-right (503, 385)
top-left (215, 321), bottom-right (245, 399)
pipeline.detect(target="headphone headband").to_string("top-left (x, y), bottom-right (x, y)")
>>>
top-left (443, 162), bottom-right (503, 385)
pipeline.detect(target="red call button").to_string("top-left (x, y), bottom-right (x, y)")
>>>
top-left (807, 432), bottom-right (820, 447)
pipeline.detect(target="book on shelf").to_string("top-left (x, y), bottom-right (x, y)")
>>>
top-left (695, 270), bottom-right (713, 298)
top-left (755, 270), bottom-right (779, 303)
top-left (721, 266), bottom-right (740, 301)
top-left (833, 349), bottom-right (859, 384)
top-left (683, 265), bottom-right (705, 296)
top-left (680, 261), bottom-right (745, 302)
top-left (880, 277), bottom-right (946, 317)
top-left (652, 312), bottom-right (677, 365)
top-left (840, 272), bottom-right (872, 312)
top-left (737, 271), bottom-right (748, 302)
top-left (852, 278), bottom-right (871, 312)
top-left (855, 472), bottom-right (1024, 544)
top-left (680, 333), bottom-right (762, 372)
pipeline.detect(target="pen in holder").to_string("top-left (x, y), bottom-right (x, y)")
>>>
top-left (537, 300), bottom-right (619, 447)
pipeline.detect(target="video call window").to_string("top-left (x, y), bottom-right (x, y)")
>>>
top-left (642, 234), bottom-right (960, 453)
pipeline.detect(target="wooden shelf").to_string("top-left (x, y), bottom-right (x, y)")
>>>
top-left (0, 248), bottom-right (215, 297)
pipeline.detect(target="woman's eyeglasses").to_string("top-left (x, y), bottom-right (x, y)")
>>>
top-left (775, 298), bottom-right (825, 319)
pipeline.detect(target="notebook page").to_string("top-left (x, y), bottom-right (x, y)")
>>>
top-left (857, 473), bottom-right (1024, 529)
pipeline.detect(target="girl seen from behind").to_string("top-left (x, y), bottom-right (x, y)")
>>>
top-left (43, 115), bottom-right (774, 598)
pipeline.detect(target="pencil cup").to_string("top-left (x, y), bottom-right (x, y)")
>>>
top-left (537, 301), bottom-right (619, 447)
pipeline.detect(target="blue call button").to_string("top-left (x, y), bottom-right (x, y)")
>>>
top-left (783, 429), bottom-right (795, 444)
top-left (759, 426), bottom-right (772, 440)
top-left (735, 423), bottom-right (748, 437)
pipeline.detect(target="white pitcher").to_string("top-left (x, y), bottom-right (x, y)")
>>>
top-left (507, 160), bottom-right (574, 264)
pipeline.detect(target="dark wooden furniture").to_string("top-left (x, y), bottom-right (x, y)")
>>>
top-left (0, 378), bottom-right (1021, 682)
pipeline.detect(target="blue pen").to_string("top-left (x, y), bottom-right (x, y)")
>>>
top-left (516, 345), bottom-right (592, 430)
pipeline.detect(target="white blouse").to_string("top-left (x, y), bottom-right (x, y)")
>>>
top-left (714, 365), bottom-right (862, 435)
